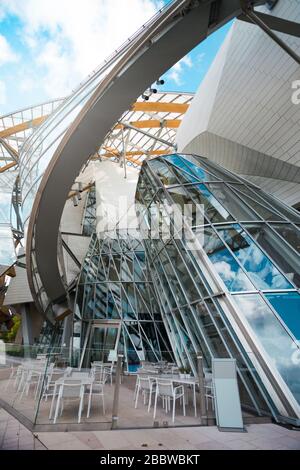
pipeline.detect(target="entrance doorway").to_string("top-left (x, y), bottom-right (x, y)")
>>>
top-left (79, 320), bottom-right (121, 368)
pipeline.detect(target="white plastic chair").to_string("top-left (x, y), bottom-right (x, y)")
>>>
top-left (5, 364), bottom-right (22, 390)
top-left (19, 363), bottom-right (47, 400)
top-left (153, 380), bottom-right (186, 423)
top-left (64, 366), bottom-right (73, 377)
top-left (42, 366), bottom-right (64, 401)
top-left (53, 380), bottom-right (85, 424)
top-left (134, 376), bottom-right (156, 412)
top-left (86, 369), bottom-right (107, 417)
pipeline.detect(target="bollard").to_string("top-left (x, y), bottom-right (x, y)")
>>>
top-left (111, 354), bottom-right (124, 430)
top-left (197, 355), bottom-right (208, 426)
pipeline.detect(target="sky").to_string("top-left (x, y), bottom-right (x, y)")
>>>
top-left (0, 0), bottom-right (233, 115)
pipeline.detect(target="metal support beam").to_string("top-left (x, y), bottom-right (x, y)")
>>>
top-left (119, 121), bottom-right (177, 149)
top-left (197, 355), bottom-right (208, 426)
top-left (0, 115), bottom-right (49, 138)
top-left (115, 119), bottom-right (181, 130)
top-left (111, 354), bottom-right (123, 430)
top-left (61, 238), bottom-right (81, 269)
top-left (0, 138), bottom-right (19, 162)
top-left (20, 304), bottom-right (34, 346)
top-left (0, 161), bottom-right (18, 173)
top-left (241, 2), bottom-right (300, 65)
top-left (121, 126), bottom-right (127, 178)
top-left (238, 11), bottom-right (300, 38)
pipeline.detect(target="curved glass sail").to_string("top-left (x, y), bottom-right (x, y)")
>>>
top-left (135, 153), bottom-right (300, 420)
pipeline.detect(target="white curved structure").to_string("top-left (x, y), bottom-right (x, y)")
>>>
top-left (19, 0), bottom-right (264, 317)
top-left (176, 0), bottom-right (300, 207)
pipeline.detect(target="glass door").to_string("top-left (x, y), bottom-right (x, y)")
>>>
top-left (80, 320), bottom-right (121, 367)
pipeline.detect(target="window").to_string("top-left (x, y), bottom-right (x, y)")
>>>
top-left (217, 224), bottom-right (293, 290)
top-left (244, 224), bottom-right (300, 288)
top-left (194, 226), bottom-right (254, 292)
top-left (266, 292), bottom-right (300, 340)
top-left (234, 294), bottom-right (300, 405)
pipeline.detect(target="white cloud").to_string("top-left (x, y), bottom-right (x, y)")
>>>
top-left (0, 0), bottom-right (161, 99)
top-left (167, 54), bottom-right (193, 86)
top-left (0, 34), bottom-right (18, 66)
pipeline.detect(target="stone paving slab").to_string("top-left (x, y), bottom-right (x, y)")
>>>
top-left (1, 407), bottom-right (300, 450)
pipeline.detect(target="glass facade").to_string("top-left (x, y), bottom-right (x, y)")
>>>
top-left (82, 184), bottom-right (96, 236)
top-left (74, 230), bottom-right (172, 371)
top-left (135, 153), bottom-right (300, 420)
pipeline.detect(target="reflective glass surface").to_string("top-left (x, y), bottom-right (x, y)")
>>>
top-left (194, 226), bottom-right (254, 292)
top-left (164, 154), bottom-right (218, 182)
top-left (234, 294), bottom-right (300, 405)
top-left (134, 153), bottom-right (300, 418)
top-left (266, 292), bottom-right (300, 340)
top-left (244, 224), bottom-right (300, 288)
top-left (217, 224), bottom-right (293, 290)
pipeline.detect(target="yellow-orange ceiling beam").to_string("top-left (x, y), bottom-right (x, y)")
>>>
top-left (115, 119), bottom-right (181, 130)
top-left (101, 154), bottom-right (143, 166)
top-left (0, 139), bottom-right (19, 160)
top-left (0, 161), bottom-right (18, 173)
top-left (131, 102), bottom-right (189, 114)
top-left (100, 148), bottom-right (171, 159)
top-left (0, 115), bottom-right (49, 139)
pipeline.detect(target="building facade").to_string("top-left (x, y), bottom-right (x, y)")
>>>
top-left (134, 153), bottom-right (300, 423)
top-left (176, 0), bottom-right (300, 208)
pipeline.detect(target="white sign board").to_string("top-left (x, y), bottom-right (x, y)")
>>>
top-left (212, 358), bottom-right (244, 431)
top-left (108, 349), bottom-right (117, 362)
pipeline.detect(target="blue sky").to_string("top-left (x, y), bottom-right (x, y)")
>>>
top-left (0, 0), bottom-right (233, 115)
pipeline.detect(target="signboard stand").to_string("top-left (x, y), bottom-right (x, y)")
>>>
top-left (212, 358), bottom-right (245, 432)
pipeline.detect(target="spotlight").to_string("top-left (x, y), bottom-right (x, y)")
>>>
top-left (150, 88), bottom-right (158, 94)
top-left (72, 196), bottom-right (78, 207)
top-left (156, 79), bottom-right (165, 85)
top-left (142, 94), bottom-right (149, 101)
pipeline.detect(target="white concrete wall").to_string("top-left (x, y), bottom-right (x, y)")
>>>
top-left (94, 160), bottom-right (139, 233)
top-left (177, 0), bottom-right (300, 206)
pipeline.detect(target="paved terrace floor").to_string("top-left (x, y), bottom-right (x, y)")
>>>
top-left (1, 407), bottom-right (300, 450)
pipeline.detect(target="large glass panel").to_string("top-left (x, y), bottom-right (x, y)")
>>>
top-left (234, 294), bottom-right (300, 405)
top-left (206, 183), bottom-right (259, 221)
top-left (195, 302), bottom-right (229, 358)
top-left (256, 190), bottom-right (300, 224)
top-left (271, 224), bottom-right (300, 254)
top-left (164, 154), bottom-right (218, 182)
top-left (190, 155), bottom-right (243, 183)
top-left (229, 185), bottom-right (284, 222)
top-left (217, 224), bottom-right (293, 290)
top-left (174, 238), bottom-right (210, 298)
top-left (244, 224), bottom-right (300, 288)
top-left (147, 158), bottom-right (178, 185)
top-left (266, 292), bottom-right (300, 340)
top-left (164, 243), bottom-right (201, 303)
top-left (194, 226), bottom-right (254, 292)
top-left (169, 183), bottom-right (233, 225)
top-left (0, 225), bottom-right (16, 267)
top-left (168, 185), bottom-right (207, 227)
